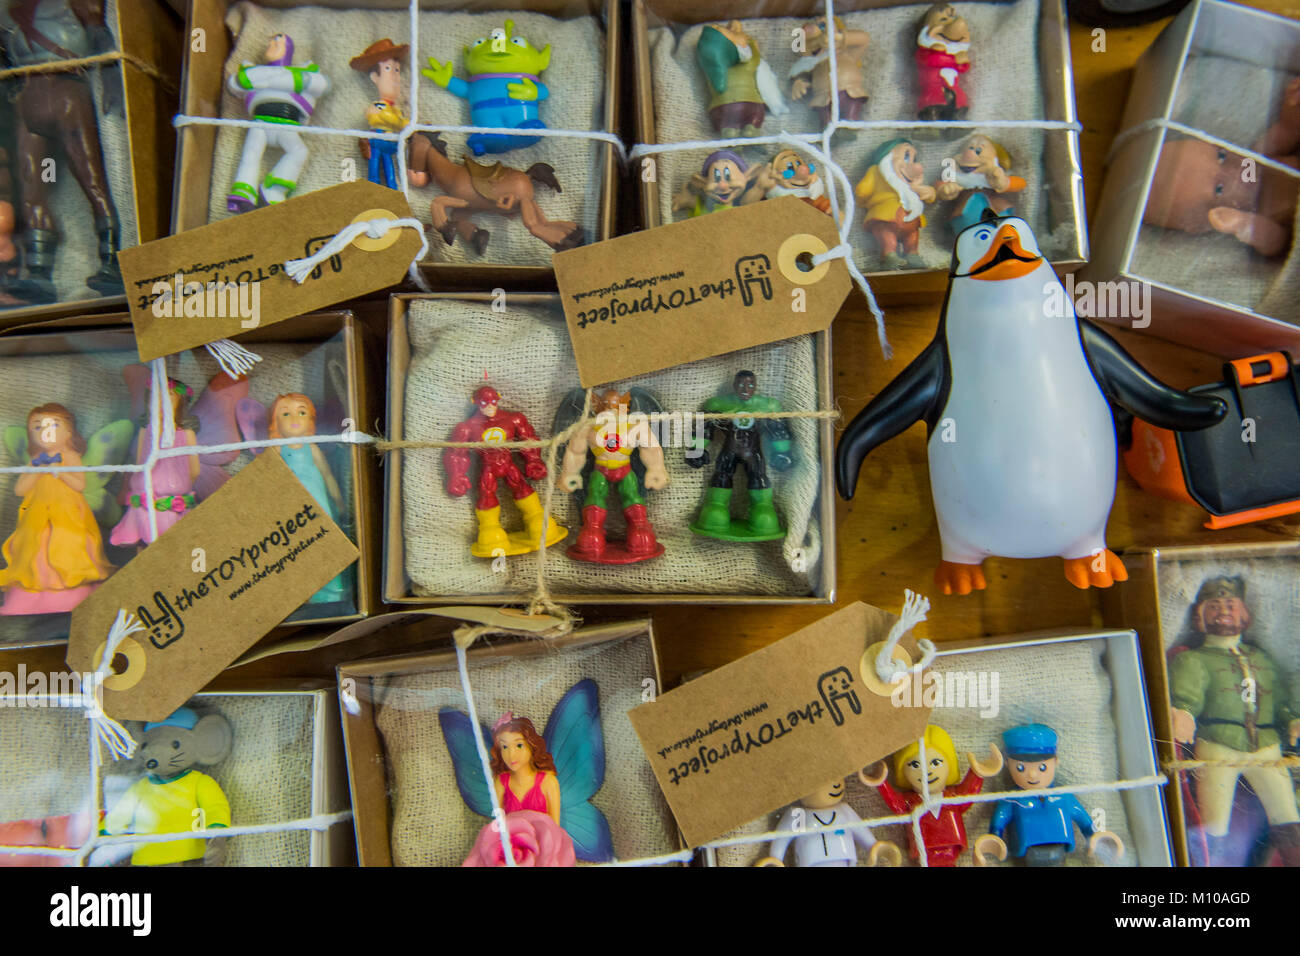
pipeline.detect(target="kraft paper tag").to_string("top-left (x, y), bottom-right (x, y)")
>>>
top-left (628, 601), bottom-right (931, 848)
top-left (118, 181), bottom-right (422, 361)
top-left (553, 197), bottom-right (851, 387)
top-left (66, 452), bottom-right (359, 722)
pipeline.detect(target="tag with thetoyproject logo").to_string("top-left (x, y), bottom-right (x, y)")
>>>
top-left (553, 197), bottom-right (851, 388)
top-left (628, 601), bottom-right (931, 847)
top-left (66, 453), bottom-right (358, 723)
top-left (118, 181), bottom-right (421, 362)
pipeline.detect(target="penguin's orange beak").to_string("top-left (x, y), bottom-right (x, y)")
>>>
top-left (968, 224), bottom-right (1042, 281)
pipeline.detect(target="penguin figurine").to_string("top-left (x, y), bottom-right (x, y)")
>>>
top-left (836, 213), bottom-right (1227, 595)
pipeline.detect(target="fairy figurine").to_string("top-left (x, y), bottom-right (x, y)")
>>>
top-left (439, 678), bottom-right (614, 864)
top-left (110, 378), bottom-right (199, 547)
top-left (266, 393), bottom-right (348, 604)
top-left (0, 403), bottom-right (132, 615)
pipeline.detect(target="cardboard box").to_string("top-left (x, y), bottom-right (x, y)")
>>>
top-left (0, 310), bottom-right (381, 647)
top-left (0, 675), bottom-right (352, 867)
top-left (706, 626), bottom-right (1173, 867)
top-left (0, 0), bottom-right (182, 326)
top-left (631, 0), bottom-right (1085, 297)
top-left (1110, 539), bottom-right (1300, 866)
top-left (1084, 0), bottom-right (1300, 357)
top-left (174, 0), bottom-right (620, 287)
top-left (336, 612), bottom-right (684, 866)
top-left (384, 291), bottom-right (837, 605)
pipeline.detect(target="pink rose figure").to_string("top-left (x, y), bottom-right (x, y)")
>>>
top-left (170, 496), bottom-right (187, 513)
top-left (461, 810), bottom-right (577, 867)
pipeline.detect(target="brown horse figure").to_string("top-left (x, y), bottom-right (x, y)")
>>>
top-left (407, 133), bottom-right (585, 255)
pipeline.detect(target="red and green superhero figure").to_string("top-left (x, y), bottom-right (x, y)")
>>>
top-left (556, 388), bottom-right (668, 564)
top-left (687, 370), bottom-right (794, 541)
top-left (444, 384), bottom-right (566, 557)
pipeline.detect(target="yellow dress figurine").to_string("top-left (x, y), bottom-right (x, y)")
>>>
top-left (0, 403), bottom-right (129, 615)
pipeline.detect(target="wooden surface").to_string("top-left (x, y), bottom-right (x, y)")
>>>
top-left (647, 0), bottom-right (1300, 687)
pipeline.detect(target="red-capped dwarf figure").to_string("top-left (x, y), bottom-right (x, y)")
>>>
top-left (915, 3), bottom-right (971, 123)
top-left (444, 384), bottom-right (566, 558)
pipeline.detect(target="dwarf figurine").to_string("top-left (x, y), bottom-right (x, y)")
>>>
top-left (757, 778), bottom-right (901, 868)
top-left (935, 134), bottom-right (1026, 234)
top-left (915, 3), bottom-right (971, 122)
top-left (855, 138), bottom-right (935, 269)
top-left (974, 723), bottom-right (1124, 867)
top-left (696, 20), bottom-right (787, 138)
top-left (0, 0), bottom-right (126, 303)
top-left (350, 39), bottom-right (409, 190)
top-left (226, 33), bottom-right (330, 213)
top-left (744, 149), bottom-right (831, 214)
top-left (671, 150), bottom-right (758, 218)
top-left (789, 16), bottom-right (871, 126)
top-left (1167, 576), bottom-right (1300, 866)
top-left (557, 387), bottom-right (668, 564)
top-left (1142, 138), bottom-right (1296, 258)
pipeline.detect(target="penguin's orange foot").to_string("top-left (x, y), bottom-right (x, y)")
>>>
top-left (934, 560), bottom-right (987, 596)
top-left (1062, 550), bottom-right (1129, 590)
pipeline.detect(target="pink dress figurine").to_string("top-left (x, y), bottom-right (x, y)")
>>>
top-left (111, 380), bottom-right (199, 547)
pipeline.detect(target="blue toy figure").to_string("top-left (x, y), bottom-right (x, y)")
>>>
top-left (421, 20), bottom-right (551, 156)
top-left (974, 723), bottom-right (1125, 867)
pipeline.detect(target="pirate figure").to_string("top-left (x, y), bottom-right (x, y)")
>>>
top-left (1170, 575), bottom-right (1300, 866)
top-left (687, 370), bottom-right (794, 542)
top-left (0, 0), bottom-right (125, 303)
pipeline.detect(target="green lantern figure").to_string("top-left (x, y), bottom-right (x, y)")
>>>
top-left (687, 370), bottom-right (793, 541)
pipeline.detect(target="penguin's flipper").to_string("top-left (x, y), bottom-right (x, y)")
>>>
top-left (1079, 321), bottom-right (1228, 431)
top-left (835, 339), bottom-right (947, 500)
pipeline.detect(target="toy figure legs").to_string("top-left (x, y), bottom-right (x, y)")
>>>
top-left (367, 138), bottom-right (399, 189)
top-left (229, 124), bottom-right (308, 211)
top-left (570, 466), bottom-right (660, 561)
top-left (1193, 739), bottom-right (1300, 836)
top-left (1023, 843), bottom-right (1068, 866)
top-left (709, 101), bottom-right (765, 136)
top-left (14, 73), bottom-right (121, 298)
top-left (866, 216), bottom-right (921, 257)
top-left (471, 460), bottom-right (560, 559)
top-left (814, 91), bottom-right (867, 126)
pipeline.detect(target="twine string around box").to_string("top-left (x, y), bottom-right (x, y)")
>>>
top-left (1105, 117), bottom-right (1300, 181)
top-left (0, 49), bottom-right (176, 91)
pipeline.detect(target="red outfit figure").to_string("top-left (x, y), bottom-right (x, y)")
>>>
top-left (915, 3), bottom-right (971, 122)
top-left (861, 724), bottom-right (1002, 867)
top-left (443, 384), bottom-right (566, 558)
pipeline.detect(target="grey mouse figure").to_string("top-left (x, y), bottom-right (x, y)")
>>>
top-left (102, 705), bottom-right (233, 866)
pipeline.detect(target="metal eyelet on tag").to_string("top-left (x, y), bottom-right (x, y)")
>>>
top-left (92, 635), bottom-right (147, 691)
top-left (350, 208), bottom-right (401, 252)
top-left (778, 233), bottom-right (830, 285)
top-left (860, 640), bottom-right (911, 697)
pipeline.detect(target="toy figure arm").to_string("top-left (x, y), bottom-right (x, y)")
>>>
top-left (1168, 648), bottom-right (1207, 719)
top-left (559, 424), bottom-right (590, 491)
top-left (839, 804), bottom-right (878, 850)
top-left (506, 76), bottom-right (539, 101)
top-left (102, 781), bottom-right (141, 835)
top-left (1079, 321), bottom-right (1227, 431)
top-left (988, 798), bottom-right (1012, 837)
top-left (954, 767), bottom-right (984, 798)
top-left (511, 413), bottom-right (547, 480)
top-left (767, 806), bottom-right (798, 862)
top-left (762, 406), bottom-right (794, 469)
top-left (836, 338), bottom-right (946, 499)
top-left (1066, 794), bottom-right (1094, 838)
top-left (309, 444), bottom-right (345, 512)
top-left (854, 167), bottom-right (878, 203)
top-left (633, 420), bottom-right (670, 490)
top-left (195, 773), bottom-right (232, 829)
top-left (421, 57), bottom-right (455, 90)
top-left (542, 772), bottom-right (562, 827)
top-left (874, 778), bottom-right (908, 815)
top-left (444, 421), bottom-right (475, 497)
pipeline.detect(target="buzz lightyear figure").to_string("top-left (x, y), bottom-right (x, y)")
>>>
top-left (226, 33), bottom-right (329, 213)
